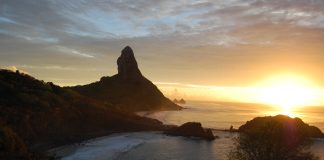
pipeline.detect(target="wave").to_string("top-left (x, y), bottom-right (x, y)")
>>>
top-left (62, 134), bottom-right (147, 160)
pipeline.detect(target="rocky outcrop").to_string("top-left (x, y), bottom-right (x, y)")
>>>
top-left (164, 122), bottom-right (216, 140)
top-left (70, 46), bottom-right (182, 111)
top-left (231, 115), bottom-right (323, 160)
top-left (179, 98), bottom-right (186, 104)
top-left (117, 46), bottom-right (143, 81)
top-left (239, 115), bottom-right (324, 138)
top-left (173, 98), bottom-right (186, 104)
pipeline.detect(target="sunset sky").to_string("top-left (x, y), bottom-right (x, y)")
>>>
top-left (1, 0), bottom-right (324, 102)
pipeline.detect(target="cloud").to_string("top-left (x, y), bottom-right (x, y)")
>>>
top-left (5, 66), bottom-right (18, 71)
top-left (18, 65), bottom-right (77, 71)
top-left (1, 0), bottom-right (323, 47)
top-left (0, 0), bottom-right (324, 87)
top-left (4, 66), bottom-right (29, 74)
top-left (56, 46), bottom-right (95, 58)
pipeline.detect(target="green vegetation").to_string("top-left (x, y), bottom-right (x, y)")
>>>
top-left (229, 115), bottom-right (322, 160)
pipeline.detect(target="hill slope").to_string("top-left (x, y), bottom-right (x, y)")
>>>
top-left (0, 69), bottom-right (165, 159)
top-left (70, 46), bottom-right (181, 111)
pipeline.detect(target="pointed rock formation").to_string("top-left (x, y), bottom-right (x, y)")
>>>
top-left (70, 46), bottom-right (182, 111)
top-left (117, 46), bottom-right (143, 81)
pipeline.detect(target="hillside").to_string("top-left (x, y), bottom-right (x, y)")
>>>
top-left (70, 46), bottom-right (181, 111)
top-left (0, 69), bottom-right (165, 159)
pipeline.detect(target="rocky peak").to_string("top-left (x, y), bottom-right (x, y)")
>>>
top-left (117, 46), bottom-right (143, 81)
top-left (71, 46), bottom-right (182, 111)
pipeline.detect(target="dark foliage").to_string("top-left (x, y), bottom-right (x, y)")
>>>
top-left (229, 115), bottom-right (322, 160)
top-left (0, 124), bottom-right (30, 159)
top-left (0, 69), bottom-right (165, 159)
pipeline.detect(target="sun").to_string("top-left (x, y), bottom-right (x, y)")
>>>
top-left (256, 74), bottom-right (319, 117)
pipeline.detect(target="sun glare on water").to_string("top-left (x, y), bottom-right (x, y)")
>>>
top-left (257, 75), bottom-right (319, 117)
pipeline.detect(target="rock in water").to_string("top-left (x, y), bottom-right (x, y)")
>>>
top-left (117, 46), bottom-right (143, 81)
top-left (179, 98), bottom-right (186, 104)
top-left (70, 46), bottom-right (182, 111)
top-left (164, 122), bottom-right (216, 140)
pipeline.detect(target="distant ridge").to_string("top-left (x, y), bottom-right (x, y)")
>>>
top-left (70, 46), bottom-right (182, 111)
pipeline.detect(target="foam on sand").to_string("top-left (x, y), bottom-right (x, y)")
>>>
top-left (60, 133), bottom-right (146, 160)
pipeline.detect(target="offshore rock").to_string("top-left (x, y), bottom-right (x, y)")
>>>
top-left (164, 122), bottom-right (216, 140)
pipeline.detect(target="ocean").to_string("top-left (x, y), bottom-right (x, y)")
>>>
top-left (58, 101), bottom-right (324, 160)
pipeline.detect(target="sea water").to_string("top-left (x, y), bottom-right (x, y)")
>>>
top-left (61, 101), bottom-right (324, 160)
top-left (141, 101), bottom-right (324, 131)
top-left (60, 131), bottom-right (236, 160)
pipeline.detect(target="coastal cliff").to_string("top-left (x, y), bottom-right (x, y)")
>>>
top-left (0, 46), bottom-right (180, 159)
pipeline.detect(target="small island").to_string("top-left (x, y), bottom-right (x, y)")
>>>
top-left (164, 122), bottom-right (216, 140)
top-left (173, 98), bottom-right (186, 104)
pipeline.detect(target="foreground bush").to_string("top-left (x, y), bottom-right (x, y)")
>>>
top-left (0, 124), bottom-right (30, 159)
top-left (229, 115), bottom-right (321, 160)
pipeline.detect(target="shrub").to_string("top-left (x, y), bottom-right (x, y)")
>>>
top-left (0, 125), bottom-right (30, 159)
top-left (228, 115), bottom-right (319, 160)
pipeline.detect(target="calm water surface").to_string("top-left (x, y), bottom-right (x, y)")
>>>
top-left (144, 101), bottom-right (324, 131)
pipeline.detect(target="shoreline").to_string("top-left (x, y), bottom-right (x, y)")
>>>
top-left (45, 131), bottom-right (123, 158)
top-left (49, 108), bottom-right (237, 159)
top-left (49, 130), bottom-right (324, 160)
top-left (49, 107), bottom-right (324, 159)
top-left (47, 126), bottom-right (237, 158)
top-left (47, 132), bottom-right (126, 158)
top-left (48, 131), bottom-right (165, 159)
top-left (47, 130), bottom-right (235, 159)
top-left (46, 109), bottom-right (180, 158)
